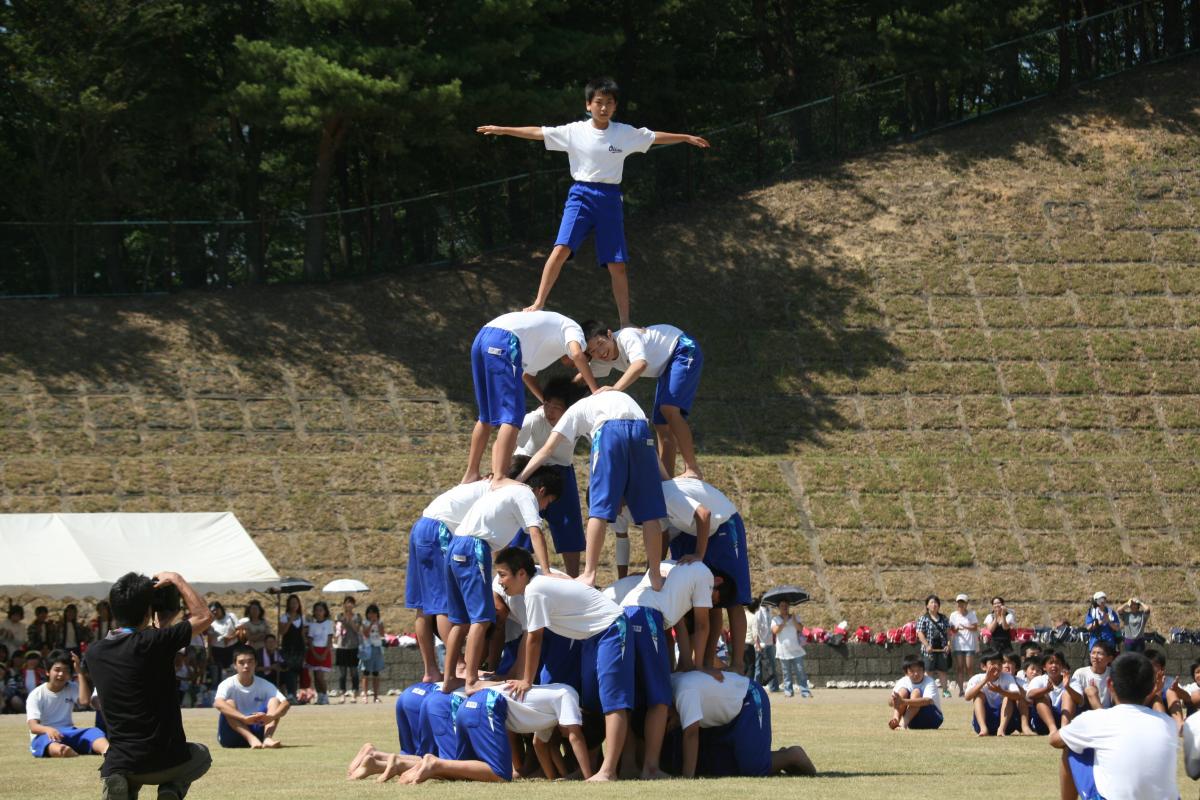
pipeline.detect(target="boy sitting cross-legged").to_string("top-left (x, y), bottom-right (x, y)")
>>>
top-left (1026, 651), bottom-right (1071, 735)
top-left (888, 654), bottom-right (943, 730)
top-left (214, 644), bottom-right (290, 749)
top-left (965, 649), bottom-right (1024, 736)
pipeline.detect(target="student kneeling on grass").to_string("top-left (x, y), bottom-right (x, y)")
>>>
top-left (26, 649), bottom-right (109, 758)
top-left (889, 654), bottom-right (943, 730)
top-left (214, 644), bottom-right (290, 749)
top-left (965, 650), bottom-right (1024, 736)
top-left (1051, 652), bottom-right (1178, 800)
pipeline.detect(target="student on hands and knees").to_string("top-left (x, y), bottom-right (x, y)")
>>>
top-left (965, 649), bottom-right (1024, 736)
top-left (214, 645), bottom-right (290, 749)
top-left (26, 649), bottom-right (109, 758)
top-left (888, 654), bottom-right (943, 730)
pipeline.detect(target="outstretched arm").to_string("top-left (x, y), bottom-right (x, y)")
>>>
top-left (515, 432), bottom-right (569, 482)
top-left (652, 132), bottom-right (710, 148)
top-left (477, 125), bottom-right (544, 140)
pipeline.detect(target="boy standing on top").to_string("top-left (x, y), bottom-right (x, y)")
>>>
top-left (583, 321), bottom-right (704, 479)
top-left (477, 77), bottom-right (710, 328)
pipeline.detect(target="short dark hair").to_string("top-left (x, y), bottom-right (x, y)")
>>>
top-left (6, 605), bottom-right (22, 619)
top-left (585, 77), bottom-right (619, 104)
top-left (1144, 648), bottom-right (1166, 668)
top-left (35, 605), bottom-right (48, 615)
top-left (1049, 650), bottom-right (1070, 671)
top-left (495, 546), bottom-right (536, 579)
top-left (109, 572), bottom-right (156, 628)
top-left (46, 649), bottom-right (73, 671)
top-left (1004, 653), bottom-right (1021, 670)
top-left (152, 582), bottom-right (181, 621)
top-left (979, 649), bottom-right (1003, 665)
top-left (1110, 652), bottom-right (1155, 704)
top-left (712, 569), bottom-right (736, 609)
top-left (312, 601), bottom-right (330, 618)
top-left (526, 465), bottom-right (563, 501)
top-left (1023, 641), bottom-right (1043, 654)
top-left (1023, 655), bottom-right (1045, 671)
top-left (581, 319), bottom-right (611, 342)
top-left (342, 596), bottom-right (356, 606)
top-left (507, 454), bottom-right (531, 479)
top-left (542, 375), bottom-right (585, 408)
top-left (1091, 640), bottom-right (1116, 657)
top-left (1190, 659), bottom-right (1200, 677)
top-left (901, 654), bottom-right (925, 672)
top-left (231, 644), bottom-right (257, 663)
top-left (365, 603), bottom-right (380, 619)
top-left (924, 594), bottom-right (940, 606)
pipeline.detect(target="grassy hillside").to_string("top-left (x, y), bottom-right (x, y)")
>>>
top-left (2, 57), bottom-right (1198, 631)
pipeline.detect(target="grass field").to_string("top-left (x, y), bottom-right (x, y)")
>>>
top-left (13, 688), bottom-right (1194, 800)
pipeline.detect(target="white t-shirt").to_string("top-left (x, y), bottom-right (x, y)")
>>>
top-left (1027, 673), bottom-right (1067, 706)
top-left (455, 484), bottom-right (543, 549)
top-left (493, 567), bottom-right (567, 635)
top-left (516, 407), bottom-right (575, 466)
top-left (773, 614), bottom-right (806, 660)
top-left (523, 575), bottom-right (621, 640)
top-left (210, 612), bottom-right (240, 644)
top-left (552, 391), bottom-right (646, 443)
top-left (542, 120), bottom-right (655, 184)
top-left (893, 674), bottom-right (942, 711)
top-left (662, 478), bottom-right (738, 535)
top-left (502, 683), bottom-right (583, 741)
top-left (948, 610), bottom-right (979, 651)
top-left (307, 618), bottom-right (333, 647)
top-left (215, 675), bottom-right (286, 716)
top-left (602, 575), bottom-right (642, 607)
top-left (26, 682), bottom-right (77, 741)
top-left (423, 480), bottom-right (491, 528)
top-left (1058, 704), bottom-right (1179, 800)
top-left (487, 311), bottom-right (585, 375)
top-left (589, 325), bottom-right (683, 379)
top-left (1183, 712), bottom-right (1200, 781)
top-left (1070, 666), bottom-right (1113, 709)
top-left (671, 671), bottom-right (748, 729)
top-left (965, 672), bottom-right (1020, 709)
top-left (620, 561), bottom-right (713, 627)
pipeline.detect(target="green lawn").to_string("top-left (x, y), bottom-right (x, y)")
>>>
top-left (4, 690), bottom-right (1196, 799)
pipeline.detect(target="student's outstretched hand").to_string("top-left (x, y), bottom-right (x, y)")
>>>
top-left (684, 135), bottom-right (710, 148)
top-left (477, 125), bottom-right (503, 136)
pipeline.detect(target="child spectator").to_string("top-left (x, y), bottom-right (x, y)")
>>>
top-left (22, 651), bottom-right (45, 695)
top-left (277, 594), bottom-right (307, 701)
top-left (174, 652), bottom-right (192, 707)
top-left (1052, 653), bottom-right (1178, 800)
top-left (1085, 591), bottom-right (1120, 652)
top-left (3, 649), bottom-right (27, 714)
top-left (333, 597), bottom-right (362, 703)
top-left (949, 594), bottom-right (979, 698)
top-left (1066, 640), bottom-right (1116, 716)
top-left (91, 601), bottom-right (114, 641)
top-left (476, 77), bottom-right (710, 327)
top-left (237, 600), bottom-right (270, 651)
top-left (1, 605), bottom-right (26, 653)
top-left (256, 634), bottom-right (284, 685)
top-left (1118, 597), bottom-right (1150, 653)
top-left (1027, 651), bottom-right (1071, 735)
top-left (26, 650), bottom-right (109, 758)
top-left (58, 604), bottom-right (91, 655)
top-left (915, 595), bottom-right (952, 698)
top-left (771, 601), bottom-right (811, 698)
top-left (583, 321), bottom-right (705, 479)
top-left (965, 649), bottom-right (1023, 736)
top-left (214, 644), bottom-right (290, 749)
top-left (26, 606), bottom-right (59, 654)
top-left (305, 601), bottom-right (334, 705)
top-left (752, 597), bottom-right (781, 692)
top-left (358, 604), bottom-right (386, 703)
top-left (983, 597), bottom-right (1015, 653)
top-left (889, 654), bottom-right (944, 730)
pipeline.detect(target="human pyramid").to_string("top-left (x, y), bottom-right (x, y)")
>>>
top-left (347, 77), bottom-right (816, 784)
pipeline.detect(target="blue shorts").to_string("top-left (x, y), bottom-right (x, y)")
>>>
top-left (397, 682), bottom-right (438, 755)
top-left (420, 690), bottom-right (466, 759)
top-left (471, 326), bottom-right (524, 427)
top-left (1067, 748), bottom-right (1104, 800)
top-left (544, 464), bottom-right (585, 553)
top-left (554, 182), bottom-right (626, 266)
top-left (582, 608), bottom-right (671, 714)
top-left (697, 682), bottom-right (773, 777)
top-left (445, 535), bottom-right (495, 625)
top-left (652, 334), bottom-right (703, 424)
top-left (405, 516), bottom-right (453, 615)
top-left (454, 690), bottom-right (513, 781)
top-left (539, 630), bottom-right (584, 693)
top-left (509, 529), bottom-right (532, 550)
top-left (908, 704), bottom-right (944, 730)
top-left (669, 513), bottom-right (752, 605)
top-left (588, 419), bottom-right (667, 524)
top-left (497, 635), bottom-right (521, 677)
top-left (972, 702), bottom-right (1020, 736)
top-left (30, 725), bottom-right (106, 757)
top-left (358, 644), bottom-right (385, 675)
top-left (217, 702), bottom-right (268, 749)
top-left (1029, 702), bottom-right (1062, 735)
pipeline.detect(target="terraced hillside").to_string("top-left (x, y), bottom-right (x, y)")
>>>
top-left (2, 58), bottom-right (1199, 631)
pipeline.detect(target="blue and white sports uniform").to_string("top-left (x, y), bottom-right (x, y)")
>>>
top-left (420, 689), bottom-right (466, 759)
top-left (470, 311), bottom-right (586, 427)
top-left (697, 680), bottom-right (773, 777)
top-left (661, 478), bottom-right (751, 606)
top-left (445, 484), bottom-right (544, 625)
top-left (30, 726), bottom-right (106, 757)
top-left (966, 673), bottom-right (1021, 735)
top-left (26, 681), bottom-right (106, 757)
top-left (454, 690), bottom-right (512, 781)
top-left (214, 674), bottom-right (287, 749)
top-left (405, 481), bottom-right (489, 616)
top-left (652, 333), bottom-right (703, 424)
top-left (516, 406), bottom-right (585, 554)
top-left (892, 675), bottom-right (943, 730)
top-left (542, 120), bottom-right (655, 266)
top-left (493, 571), bottom-right (584, 691)
top-left (1026, 673), bottom-right (1065, 735)
top-left (582, 606), bottom-right (672, 713)
top-left (588, 325), bottom-right (704, 423)
top-left (1058, 703), bottom-right (1179, 800)
top-left (396, 681), bottom-right (438, 755)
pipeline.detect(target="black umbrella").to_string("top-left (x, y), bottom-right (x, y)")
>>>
top-left (266, 577), bottom-right (314, 621)
top-left (762, 585), bottom-right (810, 606)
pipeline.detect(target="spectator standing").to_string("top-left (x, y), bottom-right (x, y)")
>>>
top-left (752, 598), bottom-right (780, 692)
top-left (59, 604), bottom-right (92, 656)
top-left (237, 601), bottom-right (269, 651)
top-left (1085, 591), bottom-right (1121, 652)
top-left (333, 597), bottom-right (362, 703)
top-left (1, 605), bottom-right (26, 653)
top-left (915, 594), bottom-right (952, 697)
top-left (771, 600), bottom-right (811, 698)
top-left (91, 601), bottom-right (114, 641)
top-left (984, 597), bottom-right (1016, 654)
top-left (742, 602), bottom-right (756, 677)
top-left (206, 602), bottom-right (240, 687)
top-left (357, 604), bottom-right (385, 704)
top-left (949, 594), bottom-right (979, 697)
top-left (1118, 597), bottom-right (1150, 653)
top-left (305, 601), bottom-right (334, 705)
top-left (278, 595), bottom-right (307, 701)
top-left (26, 606), bottom-right (59, 654)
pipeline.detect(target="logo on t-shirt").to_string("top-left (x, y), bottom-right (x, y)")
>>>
top-left (608, 145), bottom-right (623, 154)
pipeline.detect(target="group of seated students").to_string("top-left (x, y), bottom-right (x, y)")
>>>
top-left (345, 546), bottom-right (815, 783)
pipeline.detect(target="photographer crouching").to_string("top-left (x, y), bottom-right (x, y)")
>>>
top-left (84, 572), bottom-right (214, 799)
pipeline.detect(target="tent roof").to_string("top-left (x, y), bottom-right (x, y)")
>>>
top-left (0, 512), bottom-right (280, 599)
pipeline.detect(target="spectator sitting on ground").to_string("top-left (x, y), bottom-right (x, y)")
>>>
top-left (257, 634), bottom-right (285, 685)
top-left (0, 605), bottom-right (25, 653)
top-left (1118, 597), bottom-right (1150, 653)
top-left (1026, 652), bottom-right (1071, 735)
top-left (91, 600), bottom-right (115, 640)
top-left (889, 654), bottom-right (944, 730)
top-left (26, 606), bottom-right (59, 654)
top-left (983, 597), bottom-right (1015, 654)
top-left (21, 651), bottom-right (45, 694)
top-left (1084, 591), bottom-right (1120, 652)
top-left (26, 649), bottom-right (109, 758)
top-left (3, 649), bottom-right (26, 714)
top-left (965, 649), bottom-right (1023, 736)
top-left (1065, 640), bottom-right (1116, 717)
top-left (1051, 652), bottom-right (1178, 800)
top-left (214, 644), bottom-right (290, 749)
top-left (59, 603), bottom-right (92, 654)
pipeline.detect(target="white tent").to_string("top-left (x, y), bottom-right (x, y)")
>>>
top-left (0, 512), bottom-right (280, 598)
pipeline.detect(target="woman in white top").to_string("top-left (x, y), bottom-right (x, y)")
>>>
top-left (949, 594), bottom-right (980, 697)
top-left (207, 601), bottom-right (241, 683)
top-left (305, 601), bottom-right (334, 705)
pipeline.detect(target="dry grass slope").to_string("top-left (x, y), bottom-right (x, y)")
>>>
top-left (1, 58), bottom-right (1199, 631)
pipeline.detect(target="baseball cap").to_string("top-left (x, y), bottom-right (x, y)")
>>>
top-left (955, 593), bottom-right (969, 602)
top-left (1092, 591), bottom-right (1107, 602)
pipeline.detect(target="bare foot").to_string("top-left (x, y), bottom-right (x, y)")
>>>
top-left (585, 771), bottom-right (616, 783)
top-left (462, 472), bottom-right (482, 485)
top-left (888, 717), bottom-right (900, 730)
top-left (377, 754), bottom-right (403, 783)
top-left (441, 677), bottom-right (465, 693)
top-left (640, 767), bottom-right (669, 780)
top-left (679, 468), bottom-right (702, 480)
top-left (575, 573), bottom-right (596, 588)
top-left (398, 754), bottom-right (437, 784)
top-left (422, 672), bottom-right (444, 683)
top-left (523, 303), bottom-right (544, 313)
top-left (976, 730), bottom-right (989, 738)
top-left (348, 742), bottom-right (376, 777)
top-left (262, 737), bottom-right (282, 749)
top-left (249, 739), bottom-right (264, 749)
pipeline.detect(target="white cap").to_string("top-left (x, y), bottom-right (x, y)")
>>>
top-left (955, 593), bottom-right (969, 602)
top-left (1093, 591), bottom-right (1107, 602)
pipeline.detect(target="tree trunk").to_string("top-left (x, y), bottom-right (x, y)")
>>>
top-left (1057, 0), bottom-right (1075, 90)
top-left (335, 146), bottom-right (354, 277)
top-left (302, 114), bottom-right (349, 282)
top-left (1162, 0), bottom-right (1184, 53)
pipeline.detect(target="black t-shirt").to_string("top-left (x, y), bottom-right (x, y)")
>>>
top-left (84, 621), bottom-right (192, 776)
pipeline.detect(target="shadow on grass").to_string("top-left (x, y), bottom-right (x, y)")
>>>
top-left (816, 770), bottom-right (909, 778)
